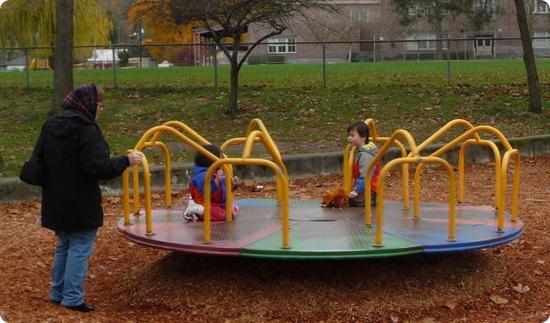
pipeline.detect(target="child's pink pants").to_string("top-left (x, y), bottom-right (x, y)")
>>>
top-left (210, 204), bottom-right (240, 221)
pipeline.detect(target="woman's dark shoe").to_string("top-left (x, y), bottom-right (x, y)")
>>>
top-left (65, 303), bottom-right (94, 312)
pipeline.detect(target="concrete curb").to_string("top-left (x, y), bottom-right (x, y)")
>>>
top-left (1, 134), bottom-right (549, 203)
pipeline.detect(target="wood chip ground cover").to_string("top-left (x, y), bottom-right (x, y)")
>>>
top-left (0, 156), bottom-right (548, 322)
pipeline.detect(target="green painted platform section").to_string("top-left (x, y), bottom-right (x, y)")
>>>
top-left (241, 221), bottom-right (423, 260)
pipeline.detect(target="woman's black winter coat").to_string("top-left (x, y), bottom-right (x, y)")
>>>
top-left (38, 109), bottom-right (129, 232)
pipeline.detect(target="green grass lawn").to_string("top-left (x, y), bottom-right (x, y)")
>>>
top-left (0, 59), bottom-right (549, 177)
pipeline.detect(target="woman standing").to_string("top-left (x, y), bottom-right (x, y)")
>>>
top-left (38, 84), bottom-right (142, 312)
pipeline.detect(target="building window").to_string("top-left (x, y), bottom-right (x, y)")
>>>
top-left (409, 1), bottom-right (450, 16)
top-left (533, 0), bottom-right (550, 13)
top-left (533, 30), bottom-right (550, 48)
top-left (406, 32), bottom-right (449, 51)
top-left (474, 0), bottom-right (496, 11)
top-left (267, 38), bottom-right (296, 54)
top-left (351, 10), bottom-right (369, 23)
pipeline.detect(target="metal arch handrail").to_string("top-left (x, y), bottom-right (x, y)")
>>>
top-left (142, 141), bottom-right (172, 208)
top-left (344, 138), bottom-right (411, 209)
top-left (124, 125), bottom-right (233, 234)
top-left (152, 120), bottom-right (210, 146)
top-left (374, 156), bottom-right (456, 247)
top-left (414, 138), bottom-right (503, 218)
top-left (500, 149), bottom-right (521, 228)
top-left (364, 118), bottom-right (379, 140)
top-left (416, 119), bottom-right (481, 154)
top-left (246, 119), bottom-right (287, 175)
top-left (429, 125), bottom-right (514, 156)
top-left (458, 139), bottom-right (502, 205)
top-left (242, 130), bottom-right (287, 203)
top-left (364, 129), bottom-right (419, 225)
top-left (202, 158), bottom-right (290, 249)
top-left (344, 118), bottom-right (411, 209)
top-left (342, 144), bottom-right (356, 193)
top-left (122, 150), bottom-right (153, 235)
top-left (412, 124), bottom-right (519, 232)
top-left (157, 120), bottom-right (235, 179)
top-left (220, 137), bottom-right (260, 154)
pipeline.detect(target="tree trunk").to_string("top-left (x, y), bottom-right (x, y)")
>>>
top-left (514, 0), bottom-right (542, 113)
top-left (226, 46), bottom-right (240, 116)
top-left (228, 62), bottom-right (239, 115)
top-left (51, 0), bottom-right (74, 115)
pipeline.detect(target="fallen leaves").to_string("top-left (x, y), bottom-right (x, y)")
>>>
top-left (489, 295), bottom-right (509, 305)
top-left (512, 283), bottom-right (530, 294)
top-left (0, 156), bottom-right (549, 321)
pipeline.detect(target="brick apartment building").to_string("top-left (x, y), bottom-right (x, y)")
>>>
top-left (240, 0), bottom-right (550, 64)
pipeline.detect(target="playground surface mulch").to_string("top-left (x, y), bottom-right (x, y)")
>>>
top-left (0, 156), bottom-right (548, 322)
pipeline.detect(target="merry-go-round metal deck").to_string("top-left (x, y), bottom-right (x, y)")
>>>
top-left (116, 199), bottom-right (523, 260)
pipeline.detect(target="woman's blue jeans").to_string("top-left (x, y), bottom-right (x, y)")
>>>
top-left (49, 228), bottom-right (98, 306)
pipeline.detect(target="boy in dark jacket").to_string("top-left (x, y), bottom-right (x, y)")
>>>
top-left (36, 84), bottom-right (141, 312)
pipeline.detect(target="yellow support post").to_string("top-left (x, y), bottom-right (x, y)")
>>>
top-left (343, 144), bottom-right (356, 193)
top-left (140, 154), bottom-right (153, 236)
top-left (224, 171), bottom-right (233, 222)
top-left (122, 169), bottom-right (130, 225)
top-left (132, 165), bottom-right (140, 215)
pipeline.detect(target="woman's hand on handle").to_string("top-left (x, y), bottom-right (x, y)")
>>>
top-left (128, 152), bottom-right (143, 166)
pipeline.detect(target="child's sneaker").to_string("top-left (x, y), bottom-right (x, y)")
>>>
top-left (183, 212), bottom-right (194, 222)
top-left (183, 199), bottom-right (204, 221)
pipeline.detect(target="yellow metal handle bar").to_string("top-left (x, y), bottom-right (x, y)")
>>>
top-left (416, 119), bottom-right (481, 154)
top-left (371, 137), bottom-right (411, 210)
top-left (246, 119), bottom-right (287, 175)
top-left (134, 125), bottom-right (231, 179)
top-left (364, 118), bottom-right (379, 140)
top-left (127, 126), bottom-right (233, 229)
top-left (344, 118), bottom-right (379, 193)
top-left (143, 141), bottom-right (172, 208)
top-left (345, 119), bottom-right (411, 210)
top-left (428, 125), bottom-right (513, 158)
top-left (364, 129), bottom-right (418, 225)
top-left (122, 151), bottom-right (153, 235)
top-left (458, 139), bottom-right (501, 206)
top-left (414, 139), bottom-right (502, 217)
top-left (220, 137), bottom-right (260, 154)
top-left (345, 138), bottom-right (411, 211)
top-left (414, 125), bottom-right (515, 225)
top-left (151, 120), bottom-right (210, 146)
top-left (203, 158), bottom-right (290, 249)
top-left (241, 130), bottom-right (287, 203)
top-left (374, 156), bottom-right (456, 247)
top-left (500, 149), bottom-right (521, 229)
top-left (343, 144), bottom-right (356, 193)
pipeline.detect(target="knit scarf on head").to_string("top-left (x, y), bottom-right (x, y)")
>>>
top-left (61, 83), bottom-right (99, 120)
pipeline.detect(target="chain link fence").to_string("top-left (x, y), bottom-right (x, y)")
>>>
top-left (0, 37), bottom-right (549, 89)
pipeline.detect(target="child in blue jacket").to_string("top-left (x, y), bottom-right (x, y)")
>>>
top-left (184, 144), bottom-right (239, 221)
